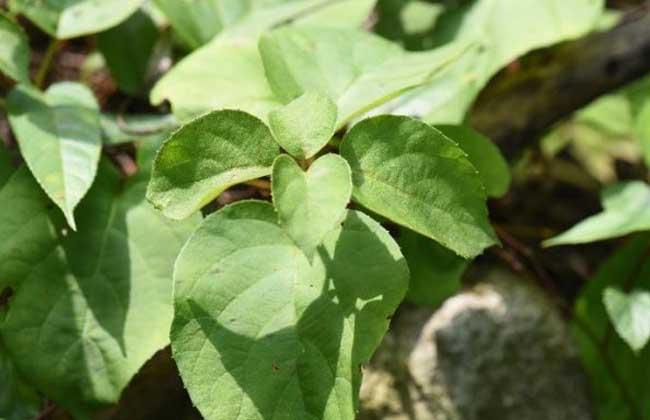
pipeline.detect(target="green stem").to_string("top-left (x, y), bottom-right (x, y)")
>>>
top-left (0, 97), bottom-right (5, 110)
top-left (34, 39), bottom-right (63, 89)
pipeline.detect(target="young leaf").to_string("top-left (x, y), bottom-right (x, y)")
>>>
top-left (340, 115), bottom-right (497, 258)
top-left (147, 110), bottom-right (280, 220)
top-left (272, 154), bottom-right (351, 256)
top-left (172, 201), bottom-right (408, 420)
top-left (544, 181), bottom-right (650, 247)
top-left (0, 13), bottom-right (30, 83)
top-left (604, 288), bottom-right (650, 353)
top-left (436, 125), bottom-right (511, 198)
top-left (397, 228), bottom-right (467, 307)
top-left (0, 341), bottom-right (40, 420)
top-left (8, 0), bottom-right (145, 38)
top-left (0, 159), bottom-right (200, 417)
top-left (97, 9), bottom-right (158, 95)
top-left (268, 91), bottom-right (337, 159)
top-left (7, 82), bottom-right (102, 230)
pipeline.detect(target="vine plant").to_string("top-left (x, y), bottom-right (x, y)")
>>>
top-left (145, 91), bottom-right (496, 419)
top-left (5, 0), bottom-right (645, 419)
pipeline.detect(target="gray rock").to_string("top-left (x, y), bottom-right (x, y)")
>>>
top-left (360, 272), bottom-right (594, 420)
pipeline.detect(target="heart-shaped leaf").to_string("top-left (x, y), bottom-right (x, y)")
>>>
top-left (272, 154), bottom-right (351, 256)
top-left (7, 82), bottom-right (102, 230)
top-left (340, 115), bottom-right (497, 258)
top-left (269, 92), bottom-right (337, 159)
top-left (146, 110), bottom-right (280, 220)
top-left (0, 158), bottom-right (200, 416)
top-left (604, 288), bottom-right (650, 352)
top-left (171, 200), bottom-right (408, 420)
top-left (0, 13), bottom-right (30, 83)
top-left (9, 0), bottom-right (145, 38)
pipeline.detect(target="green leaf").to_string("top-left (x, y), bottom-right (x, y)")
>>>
top-left (152, 19), bottom-right (463, 123)
top-left (0, 159), bottom-right (200, 417)
top-left (397, 228), bottom-right (467, 307)
top-left (259, 26), bottom-right (471, 128)
top-left (150, 39), bottom-right (279, 122)
top-left (9, 0), bottom-right (145, 39)
top-left (381, 0), bottom-right (604, 124)
top-left (604, 288), bottom-right (650, 353)
top-left (146, 110), bottom-right (280, 220)
top-left (172, 200), bottom-right (408, 420)
top-left (97, 9), bottom-right (158, 95)
top-left (0, 341), bottom-right (40, 420)
top-left (150, 0), bottom-right (376, 117)
top-left (7, 82), bottom-right (102, 230)
top-left (436, 125), bottom-right (511, 198)
top-left (544, 181), bottom-right (650, 247)
top-left (272, 154), bottom-right (351, 256)
top-left (340, 115), bottom-right (497, 258)
top-left (0, 13), bottom-right (30, 83)
top-left (268, 91), bottom-right (337, 159)
top-left (572, 235), bottom-right (650, 420)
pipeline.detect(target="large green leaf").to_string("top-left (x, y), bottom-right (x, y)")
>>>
top-left (544, 181), bottom-right (650, 247)
top-left (268, 91), bottom-right (337, 160)
top-left (572, 235), bottom-right (650, 420)
top-left (0, 13), bottom-right (30, 83)
top-left (152, 12), bottom-right (461, 124)
top-left (97, 9), bottom-right (158, 95)
top-left (172, 200), bottom-right (408, 420)
top-left (397, 228), bottom-right (467, 307)
top-left (7, 82), bottom-right (102, 230)
top-left (604, 288), bottom-right (650, 353)
top-left (436, 125), bottom-right (511, 198)
top-left (340, 115), bottom-right (497, 258)
top-left (149, 0), bottom-right (376, 119)
top-left (150, 39), bottom-right (278, 123)
top-left (147, 110), bottom-right (280, 220)
top-left (272, 154), bottom-right (351, 257)
top-left (0, 159), bottom-right (200, 416)
top-left (380, 0), bottom-right (604, 124)
top-left (9, 0), bottom-right (145, 39)
top-left (0, 340), bottom-right (40, 420)
top-left (259, 26), bottom-right (472, 128)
